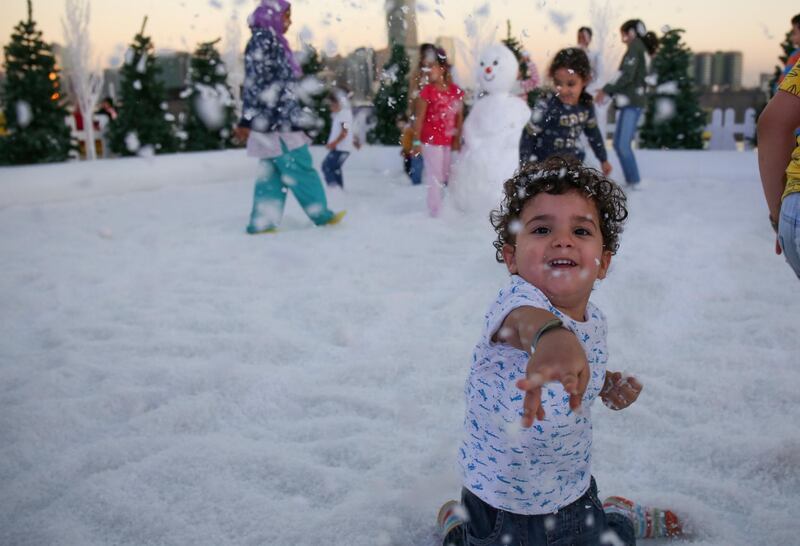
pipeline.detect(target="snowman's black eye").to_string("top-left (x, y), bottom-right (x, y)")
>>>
top-left (493, 60), bottom-right (498, 65)
top-left (480, 61), bottom-right (484, 66)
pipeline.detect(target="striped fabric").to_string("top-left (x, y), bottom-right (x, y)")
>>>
top-left (602, 495), bottom-right (682, 539)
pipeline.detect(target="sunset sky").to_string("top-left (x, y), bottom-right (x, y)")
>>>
top-left (1, 0), bottom-right (797, 87)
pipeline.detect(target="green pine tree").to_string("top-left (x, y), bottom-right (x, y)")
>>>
top-left (502, 20), bottom-right (541, 107)
top-left (300, 44), bottom-right (331, 145)
top-left (640, 28), bottom-right (705, 150)
top-left (502, 21), bottom-right (525, 76)
top-left (107, 16), bottom-right (177, 156)
top-left (181, 38), bottom-right (235, 151)
top-left (769, 30), bottom-right (795, 97)
top-left (368, 43), bottom-right (408, 145)
top-left (0, 0), bottom-right (72, 165)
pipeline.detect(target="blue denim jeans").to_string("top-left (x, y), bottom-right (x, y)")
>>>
top-left (613, 107), bottom-right (642, 184)
top-left (450, 478), bottom-right (635, 546)
top-left (321, 150), bottom-right (350, 188)
top-left (778, 192), bottom-right (800, 279)
top-left (409, 153), bottom-right (424, 185)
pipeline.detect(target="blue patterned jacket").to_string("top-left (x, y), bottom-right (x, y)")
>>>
top-left (238, 28), bottom-right (310, 133)
top-left (520, 95), bottom-right (607, 164)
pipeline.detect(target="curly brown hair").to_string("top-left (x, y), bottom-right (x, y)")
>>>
top-left (548, 47), bottom-right (592, 81)
top-left (490, 155), bottom-right (628, 263)
top-left (548, 47), bottom-right (594, 106)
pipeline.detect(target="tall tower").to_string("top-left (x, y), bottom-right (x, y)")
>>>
top-left (691, 52), bottom-right (712, 89)
top-left (386, 0), bottom-right (418, 51)
top-left (723, 52), bottom-right (743, 91)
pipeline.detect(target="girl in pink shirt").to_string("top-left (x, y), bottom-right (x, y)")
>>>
top-left (412, 48), bottom-right (464, 217)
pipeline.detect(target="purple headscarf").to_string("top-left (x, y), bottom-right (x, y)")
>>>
top-left (248, 0), bottom-right (302, 78)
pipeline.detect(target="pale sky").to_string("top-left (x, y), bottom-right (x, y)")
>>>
top-left (1, 0), bottom-right (797, 87)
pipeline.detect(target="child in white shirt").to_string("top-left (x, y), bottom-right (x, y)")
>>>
top-left (438, 156), bottom-right (683, 545)
top-left (322, 89), bottom-right (354, 189)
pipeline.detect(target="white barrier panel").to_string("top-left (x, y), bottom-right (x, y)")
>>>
top-left (603, 107), bottom-right (757, 150)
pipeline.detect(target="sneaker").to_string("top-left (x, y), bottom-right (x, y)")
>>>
top-left (323, 210), bottom-right (347, 226)
top-left (246, 225), bottom-right (278, 235)
top-left (437, 499), bottom-right (466, 544)
top-left (603, 495), bottom-right (682, 538)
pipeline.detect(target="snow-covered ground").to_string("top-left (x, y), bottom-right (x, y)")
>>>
top-left (0, 147), bottom-right (798, 546)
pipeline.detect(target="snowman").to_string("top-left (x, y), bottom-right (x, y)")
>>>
top-left (450, 44), bottom-right (531, 214)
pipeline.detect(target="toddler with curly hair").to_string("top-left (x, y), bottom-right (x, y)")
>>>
top-left (438, 156), bottom-right (683, 545)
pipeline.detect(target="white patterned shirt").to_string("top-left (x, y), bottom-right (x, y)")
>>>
top-left (459, 275), bottom-right (608, 515)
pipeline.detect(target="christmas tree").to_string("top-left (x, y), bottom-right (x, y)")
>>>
top-left (180, 38), bottom-right (235, 151)
top-left (502, 20), bottom-right (541, 107)
top-left (0, 0), bottom-right (72, 165)
top-left (368, 43), bottom-right (408, 145)
top-left (300, 44), bottom-right (331, 145)
top-left (107, 17), bottom-right (177, 156)
top-left (769, 30), bottom-right (795, 97)
top-left (639, 28), bottom-right (705, 150)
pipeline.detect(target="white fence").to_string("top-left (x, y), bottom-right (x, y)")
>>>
top-left (65, 114), bottom-right (111, 159)
top-left (706, 108), bottom-right (756, 150)
top-left (603, 107), bottom-right (757, 150)
top-left (65, 106), bottom-right (758, 159)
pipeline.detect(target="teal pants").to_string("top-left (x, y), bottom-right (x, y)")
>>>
top-left (247, 143), bottom-right (334, 232)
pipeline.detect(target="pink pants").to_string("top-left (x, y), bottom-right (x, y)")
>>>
top-left (422, 144), bottom-right (451, 217)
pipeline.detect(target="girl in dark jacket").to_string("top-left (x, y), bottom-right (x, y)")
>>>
top-left (235, 0), bottom-right (344, 234)
top-left (595, 19), bottom-right (658, 187)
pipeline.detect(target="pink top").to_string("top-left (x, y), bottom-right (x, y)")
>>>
top-left (419, 82), bottom-right (464, 146)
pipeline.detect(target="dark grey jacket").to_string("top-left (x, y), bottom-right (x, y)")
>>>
top-left (603, 37), bottom-right (648, 109)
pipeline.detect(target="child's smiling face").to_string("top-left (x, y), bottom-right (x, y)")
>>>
top-left (502, 190), bottom-right (612, 319)
top-left (553, 67), bottom-right (586, 106)
top-left (428, 62), bottom-right (445, 84)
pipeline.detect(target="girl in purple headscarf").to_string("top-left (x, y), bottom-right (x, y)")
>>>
top-left (247, 0), bottom-right (302, 77)
top-left (235, 0), bottom-right (344, 234)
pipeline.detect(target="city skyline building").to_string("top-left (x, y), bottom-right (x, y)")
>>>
top-left (386, 0), bottom-right (418, 53)
top-left (692, 50), bottom-right (743, 91)
top-left (340, 47), bottom-right (377, 105)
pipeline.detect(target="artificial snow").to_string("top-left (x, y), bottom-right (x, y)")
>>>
top-left (653, 98), bottom-right (676, 123)
top-left (193, 84), bottom-right (233, 130)
top-left (15, 100), bottom-right (32, 128)
top-left (0, 147), bottom-right (798, 546)
top-left (124, 132), bottom-right (141, 153)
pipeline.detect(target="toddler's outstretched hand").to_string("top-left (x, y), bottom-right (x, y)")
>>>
top-left (515, 329), bottom-right (590, 428)
top-left (600, 371), bottom-right (642, 410)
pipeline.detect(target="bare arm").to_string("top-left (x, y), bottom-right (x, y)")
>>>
top-left (326, 123), bottom-right (349, 150)
top-left (757, 90), bottom-right (800, 224)
top-left (451, 107), bottom-right (464, 151)
top-left (412, 98), bottom-right (427, 155)
top-left (497, 306), bottom-right (590, 427)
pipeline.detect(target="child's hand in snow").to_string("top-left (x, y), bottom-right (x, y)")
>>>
top-left (600, 371), bottom-right (642, 410)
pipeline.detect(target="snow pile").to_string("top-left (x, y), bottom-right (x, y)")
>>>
top-left (0, 148), bottom-right (798, 545)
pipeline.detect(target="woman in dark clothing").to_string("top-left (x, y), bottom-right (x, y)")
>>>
top-left (595, 19), bottom-right (658, 186)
